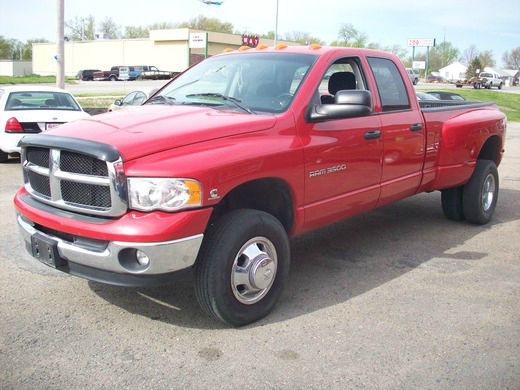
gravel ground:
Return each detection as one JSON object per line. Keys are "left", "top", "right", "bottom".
{"left": 1, "top": 124, "right": 519, "bottom": 389}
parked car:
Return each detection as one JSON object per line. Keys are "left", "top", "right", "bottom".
{"left": 474, "top": 72, "right": 504, "bottom": 90}
{"left": 76, "top": 69, "right": 101, "bottom": 81}
{"left": 426, "top": 74, "right": 446, "bottom": 83}
{"left": 108, "top": 90, "right": 155, "bottom": 112}
{"left": 14, "top": 46, "right": 506, "bottom": 326}
{"left": 406, "top": 68, "right": 419, "bottom": 85}
{"left": 93, "top": 66, "right": 131, "bottom": 81}
{"left": 416, "top": 92, "right": 440, "bottom": 100}
{"left": 133, "top": 66, "right": 177, "bottom": 80}
{"left": 0, "top": 86, "right": 90, "bottom": 162}
{"left": 426, "top": 91, "right": 465, "bottom": 101}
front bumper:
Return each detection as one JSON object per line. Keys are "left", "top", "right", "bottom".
{"left": 0, "top": 132, "right": 23, "bottom": 154}
{"left": 17, "top": 214, "right": 204, "bottom": 285}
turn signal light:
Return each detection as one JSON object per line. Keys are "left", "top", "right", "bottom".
{"left": 5, "top": 117, "right": 23, "bottom": 133}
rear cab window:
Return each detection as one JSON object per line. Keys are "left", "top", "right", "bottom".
{"left": 367, "top": 57, "right": 410, "bottom": 112}
{"left": 5, "top": 91, "right": 81, "bottom": 111}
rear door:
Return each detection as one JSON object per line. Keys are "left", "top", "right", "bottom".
{"left": 366, "top": 57, "right": 425, "bottom": 205}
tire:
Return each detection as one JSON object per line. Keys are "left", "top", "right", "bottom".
{"left": 498, "top": 83, "right": 503, "bottom": 90}
{"left": 0, "top": 150, "right": 8, "bottom": 163}
{"left": 463, "top": 160, "right": 499, "bottom": 225}
{"left": 109, "top": 75, "right": 117, "bottom": 81}
{"left": 194, "top": 209, "right": 290, "bottom": 326}
{"left": 441, "top": 186, "right": 465, "bottom": 221}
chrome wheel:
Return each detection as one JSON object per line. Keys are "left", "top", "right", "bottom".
{"left": 482, "top": 173, "right": 496, "bottom": 212}
{"left": 231, "top": 237, "right": 277, "bottom": 305}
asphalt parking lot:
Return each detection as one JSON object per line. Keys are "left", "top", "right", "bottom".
{"left": 1, "top": 124, "right": 519, "bottom": 389}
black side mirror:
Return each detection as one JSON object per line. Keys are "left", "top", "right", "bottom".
{"left": 114, "top": 99, "right": 123, "bottom": 106}
{"left": 307, "top": 90, "right": 372, "bottom": 122}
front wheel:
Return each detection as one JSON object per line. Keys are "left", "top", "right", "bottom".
{"left": 0, "top": 150, "right": 8, "bottom": 163}
{"left": 194, "top": 209, "right": 290, "bottom": 326}
{"left": 463, "top": 160, "right": 499, "bottom": 225}
{"left": 498, "top": 83, "right": 503, "bottom": 90}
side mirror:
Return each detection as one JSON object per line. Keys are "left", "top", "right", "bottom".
{"left": 114, "top": 99, "right": 123, "bottom": 106}
{"left": 307, "top": 90, "right": 372, "bottom": 122}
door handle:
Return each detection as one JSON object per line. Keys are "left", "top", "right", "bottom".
{"left": 364, "top": 130, "right": 381, "bottom": 140}
{"left": 410, "top": 123, "right": 423, "bottom": 131}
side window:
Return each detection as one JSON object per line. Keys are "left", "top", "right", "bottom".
{"left": 122, "top": 92, "right": 137, "bottom": 105}
{"left": 318, "top": 58, "right": 367, "bottom": 104}
{"left": 367, "top": 57, "right": 410, "bottom": 112}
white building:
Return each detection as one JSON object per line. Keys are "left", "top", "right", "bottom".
{"left": 0, "top": 60, "right": 32, "bottom": 76}
{"left": 439, "top": 62, "right": 467, "bottom": 81}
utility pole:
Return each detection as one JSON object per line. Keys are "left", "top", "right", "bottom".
{"left": 57, "top": 0, "right": 65, "bottom": 89}
{"left": 274, "top": 0, "right": 279, "bottom": 46}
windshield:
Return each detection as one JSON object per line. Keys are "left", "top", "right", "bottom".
{"left": 5, "top": 91, "right": 81, "bottom": 111}
{"left": 148, "top": 52, "right": 317, "bottom": 114}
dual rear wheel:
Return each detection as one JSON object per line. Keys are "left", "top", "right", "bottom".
{"left": 441, "top": 159, "right": 499, "bottom": 225}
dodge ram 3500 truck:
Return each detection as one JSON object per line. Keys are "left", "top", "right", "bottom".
{"left": 14, "top": 46, "right": 506, "bottom": 326}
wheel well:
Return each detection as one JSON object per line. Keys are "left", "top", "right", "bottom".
{"left": 210, "top": 178, "right": 294, "bottom": 233}
{"left": 478, "top": 136, "right": 500, "bottom": 164}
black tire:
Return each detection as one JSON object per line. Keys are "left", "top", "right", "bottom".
{"left": 498, "top": 83, "right": 503, "bottom": 90}
{"left": 109, "top": 75, "right": 117, "bottom": 81}
{"left": 0, "top": 150, "right": 8, "bottom": 163}
{"left": 194, "top": 209, "right": 290, "bottom": 326}
{"left": 463, "top": 160, "right": 499, "bottom": 225}
{"left": 441, "top": 186, "right": 465, "bottom": 221}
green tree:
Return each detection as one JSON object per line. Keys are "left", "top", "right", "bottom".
{"left": 148, "top": 22, "right": 176, "bottom": 30}
{"left": 502, "top": 47, "right": 520, "bottom": 69}
{"left": 125, "top": 26, "right": 149, "bottom": 38}
{"left": 22, "top": 39, "right": 49, "bottom": 60}
{"left": 429, "top": 41, "right": 460, "bottom": 70}
{"left": 478, "top": 50, "right": 495, "bottom": 68}
{"left": 124, "top": 26, "right": 149, "bottom": 39}
{"left": 178, "top": 15, "right": 233, "bottom": 33}
{"left": 0, "top": 36, "right": 13, "bottom": 59}
{"left": 260, "top": 31, "right": 276, "bottom": 40}
{"left": 66, "top": 15, "right": 95, "bottom": 40}
{"left": 466, "top": 57, "right": 483, "bottom": 78}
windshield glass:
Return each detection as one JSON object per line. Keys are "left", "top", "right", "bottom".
{"left": 149, "top": 52, "right": 317, "bottom": 114}
{"left": 5, "top": 91, "right": 81, "bottom": 111}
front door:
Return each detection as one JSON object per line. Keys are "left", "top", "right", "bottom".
{"left": 303, "top": 57, "right": 383, "bottom": 230}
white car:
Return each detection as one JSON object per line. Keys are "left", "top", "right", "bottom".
{"left": 107, "top": 90, "right": 150, "bottom": 112}
{"left": 0, "top": 86, "right": 90, "bottom": 162}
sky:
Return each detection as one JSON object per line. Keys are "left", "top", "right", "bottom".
{"left": 1, "top": 0, "right": 519, "bottom": 67}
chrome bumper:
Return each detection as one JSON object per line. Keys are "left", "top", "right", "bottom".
{"left": 17, "top": 215, "right": 203, "bottom": 275}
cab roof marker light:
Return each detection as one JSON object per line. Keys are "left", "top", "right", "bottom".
{"left": 309, "top": 43, "right": 321, "bottom": 50}
{"left": 223, "top": 48, "right": 234, "bottom": 52}
{"left": 238, "top": 46, "right": 251, "bottom": 51}
{"left": 275, "top": 43, "right": 288, "bottom": 50}
{"left": 256, "top": 44, "right": 269, "bottom": 50}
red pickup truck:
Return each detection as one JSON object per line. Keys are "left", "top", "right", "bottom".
{"left": 14, "top": 46, "right": 506, "bottom": 326}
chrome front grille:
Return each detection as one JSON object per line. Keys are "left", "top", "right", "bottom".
{"left": 22, "top": 146, "right": 127, "bottom": 217}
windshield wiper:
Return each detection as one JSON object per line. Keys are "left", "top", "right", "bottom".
{"left": 147, "top": 95, "right": 177, "bottom": 105}
{"left": 185, "top": 93, "right": 255, "bottom": 114}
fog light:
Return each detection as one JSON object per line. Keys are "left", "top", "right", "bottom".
{"left": 136, "top": 250, "right": 150, "bottom": 267}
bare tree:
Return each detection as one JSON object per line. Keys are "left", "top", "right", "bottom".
{"left": 99, "top": 17, "right": 121, "bottom": 39}
{"left": 284, "top": 31, "right": 324, "bottom": 45}
{"left": 66, "top": 15, "right": 95, "bottom": 41}
{"left": 502, "top": 47, "right": 520, "bottom": 69}
{"left": 461, "top": 44, "right": 478, "bottom": 66}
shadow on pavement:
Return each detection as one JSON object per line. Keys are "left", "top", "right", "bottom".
{"left": 90, "top": 188, "right": 520, "bottom": 329}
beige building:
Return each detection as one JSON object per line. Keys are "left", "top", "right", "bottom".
{"left": 32, "top": 29, "right": 294, "bottom": 76}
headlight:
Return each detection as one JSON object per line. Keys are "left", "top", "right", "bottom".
{"left": 128, "top": 178, "right": 202, "bottom": 212}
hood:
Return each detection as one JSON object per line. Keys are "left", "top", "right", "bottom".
{"left": 47, "top": 105, "right": 277, "bottom": 161}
